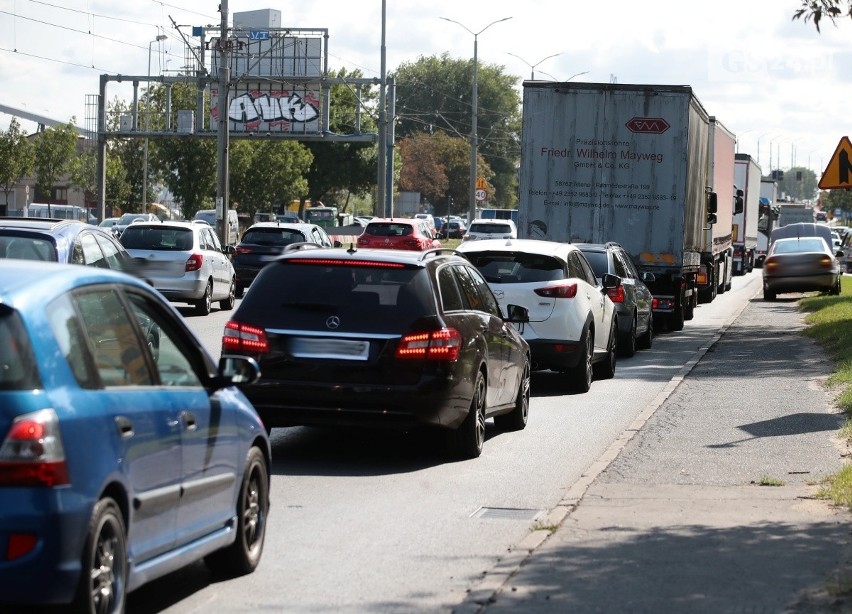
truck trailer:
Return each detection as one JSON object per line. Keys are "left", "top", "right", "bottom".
{"left": 732, "top": 153, "right": 762, "bottom": 275}
{"left": 517, "top": 82, "right": 722, "bottom": 331}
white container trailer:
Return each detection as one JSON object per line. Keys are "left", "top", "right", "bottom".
{"left": 517, "top": 82, "right": 718, "bottom": 331}
{"left": 732, "top": 153, "right": 762, "bottom": 275}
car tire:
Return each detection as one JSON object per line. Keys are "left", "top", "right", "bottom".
{"left": 637, "top": 312, "right": 653, "bottom": 350}
{"left": 763, "top": 286, "right": 776, "bottom": 301}
{"left": 205, "top": 447, "right": 269, "bottom": 576}
{"left": 72, "top": 497, "right": 127, "bottom": 614}
{"left": 594, "top": 319, "right": 617, "bottom": 380}
{"left": 568, "top": 329, "right": 593, "bottom": 393}
{"left": 195, "top": 280, "right": 213, "bottom": 316}
{"left": 235, "top": 284, "right": 245, "bottom": 299}
{"left": 494, "top": 359, "right": 530, "bottom": 432}
{"left": 220, "top": 278, "right": 236, "bottom": 311}
{"left": 451, "top": 370, "right": 486, "bottom": 459}
{"left": 618, "top": 315, "right": 637, "bottom": 358}
{"left": 668, "top": 306, "right": 685, "bottom": 331}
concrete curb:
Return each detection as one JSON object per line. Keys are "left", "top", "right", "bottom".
{"left": 453, "top": 290, "right": 758, "bottom": 614}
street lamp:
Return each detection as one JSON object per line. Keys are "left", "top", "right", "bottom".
{"left": 440, "top": 15, "right": 512, "bottom": 223}
{"left": 507, "top": 52, "right": 562, "bottom": 80}
{"left": 142, "top": 33, "right": 167, "bottom": 209}
{"left": 538, "top": 70, "right": 589, "bottom": 82}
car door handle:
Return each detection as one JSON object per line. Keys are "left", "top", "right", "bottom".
{"left": 181, "top": 411, "right": 197, "bottom": 431}
{"left": 114, "top": 415, "right": 134, "bottom": 439}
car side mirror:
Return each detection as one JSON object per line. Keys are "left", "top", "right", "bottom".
{"left": 601, "top": 273, "right": 621, "bottom": 290}
{"left": 334, "top": 240, "right": 342, "bottom": 248}
{"left": 222, "top": 245, "right": 235, "bottom": 255}
{"left": 641, "top": 271, "right": 656, "bottom": 283}
{"left": 837, "top": 250, "right": 844, "bottom": 259}
{"left": 505, "top": 304, "right": 530, "bottom": 323}
{"left": 214, "top": 355, "right": 260, "bottom": 388}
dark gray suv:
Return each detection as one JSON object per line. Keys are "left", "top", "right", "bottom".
{"left": 222, "top": 246, "right": 531, "bottom": 459}
{"left": 575, "top": 242, "right": 654, "bottom": 357}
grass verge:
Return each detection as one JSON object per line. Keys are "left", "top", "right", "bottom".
{"left": 800, "top": 276, "right": 852, "bottom": 507}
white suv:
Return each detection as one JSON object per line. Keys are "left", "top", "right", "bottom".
{"left": 457, "top": 239, "right": 619, "bottom": 392}
{"left": 463, "top": 219, "right": 517, "bottom": 241}
{"left": 119, "top": 220, "right": 236, "bottom": 315}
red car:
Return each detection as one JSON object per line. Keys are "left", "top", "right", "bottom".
{"left": 356, "top": 218, "right": 442, "bottom": 251}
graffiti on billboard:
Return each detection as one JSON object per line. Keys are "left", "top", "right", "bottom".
{"left": 210, "top": 87, "right": 321, "bottom": 133}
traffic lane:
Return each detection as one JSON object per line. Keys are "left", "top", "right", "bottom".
{"left": 125, "top": 273, "right": 760, "bottom": 613}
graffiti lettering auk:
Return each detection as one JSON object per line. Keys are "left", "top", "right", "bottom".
{"left": 227, "top": 92, "right": 319, "bottom": 127}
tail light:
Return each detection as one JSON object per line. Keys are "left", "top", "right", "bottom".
{"left": 606, "top": 285, "right": 625, "bottom": 303}
{"left": 185, "top": 253, "right": 204, "bottom": 272}
{"left": 223, "top": 320, "right": 270, "bottom": 353}
{"left": 819, "top": 255, "right": 834, "bottom": 270}
{"left": 235, "top": 246, "right": 254, "bottom": 255}
{"left": 764, "top": 257, "right": 778, "bottom": 271}
{"left": 534, "top": 281, "right": 578, "bottom": 299}
{"left": 0, "top": 409, "right": 69, "bottom": 487}
{"left": 396, "top": 328, "right": 462, "bottom": 361}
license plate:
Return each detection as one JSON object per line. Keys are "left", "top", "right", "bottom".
{"left": 290, "top": 337, "right": 370, "bottom": 361}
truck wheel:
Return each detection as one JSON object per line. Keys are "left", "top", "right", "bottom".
{"left": 668, "top": 307, "right": 685, "bottom": 331}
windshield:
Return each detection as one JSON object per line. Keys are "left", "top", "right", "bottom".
{"left": 120, "top": 227, "right": 194, "bottom": 251}
{"left": 0, "top": 235, "right": 57, "bottom": 261}
{"left": 241, "top": 228, "right": 306, "bottom": 246}
{"left": 464, "top": 251, "right": 565, "bottom": 283}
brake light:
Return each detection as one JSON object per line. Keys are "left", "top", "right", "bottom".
{"left": 186, "top": 253, "right": 204, "bottom": 272}
{"left": 223, "top": 320, "right": 270, "bottom": 353}
{"left": 396, "top": 328, "right": 462, "bottom": 361}
{"left": 819, "top": 255, "right": 834, "bottom": 269}
{"left": 0, "top": 409, "right": 69, "bottom": 487}
{"left": 764, "top": 257, "right": 778, "bottom": 270}
{"left": 534, "top": 282, "right": 578, "bottom": 299}
{"left": 235, "top": 246, "right": 254, "bottom": 255}
{"left": 606, "top": 285, "right": 625, "bottom": 303}
{"left": 291, "top": 258, "right": 406, "bottom": 269}
{"left": 7, "top": 533, "right": 37, "bottom": 560}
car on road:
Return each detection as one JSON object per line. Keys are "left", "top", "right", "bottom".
{"left": 356, "top": 218, "right": 442, "bottom": 251}
{"left": 120, "top": 220, "right": 237, "bottom": 315}
{"left": 0, "top": 218, "right": 134, "bottom": 272}
{"left": 110, "top": 212, "right": 159, "bottom": 238}
{"left": 221, "top": 246, "right": 531, "bottom": 459}
{"left": 443, "top": 219, "right": 468, "bottom": 239}
{"left": 98, "top": 216, "right": 120, "bottom": 230}
{"left": 463, "top": 219, "right": 518, "bottom": 242}
{"left": 762, "top": 236, "right": 842, "bottom": 300}
{"left": 232, "top": 222, "right": 338, "bottom": 297}
{"left": 0, "top": 260, "right": 269, "bottom": 613}
{"left": 457, "top": 238, "right": 619, "bottom": 392}
{"left": 574, "top": 242, "right": 654, "bottom": 357}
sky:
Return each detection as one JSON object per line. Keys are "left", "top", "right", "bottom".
{"left": 0, "top": 0, "right": 849, "bottom": 177}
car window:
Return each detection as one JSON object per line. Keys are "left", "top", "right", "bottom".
{"left": 464, "top": 251, "right": 567, "bottom": 284}
{"left": 243, "top": 228, "right": 305, "bottom": 246}
{"left": 462, "top": 265, "right": 502, "bottom": 317}
{"left": 580, "top": 250, "right": 608, "bottom": 279}
{"left": 611, "top": 251, "right": 628, "bottom": 278}
{"left": 573, "top": 252, "right": 598, "bottom": 285}
{"left": 207, "top": 228, "right": 224, "bottom": 251}
{"left": 94, "top": 233, "right": 125, "bottom": 270}
{"left": 1, "top": 235, "right": 56, "bottom": 261}
{"left": 0, "top": 306, "right": 41, "bottom": 390}
{"left": 125, "top": 293, "right": 203, "bottom": 387}
{"left": 77, "top": 232, "right": 109, "bottom": 268}
{"left": 619, "top": 251, "right": 640, "bottom": 278}
{"left": 437, "top": 264, "right": 465, "bottom": 312}
{"left": 365, "top": 223, "right": 413, "bottom": 237}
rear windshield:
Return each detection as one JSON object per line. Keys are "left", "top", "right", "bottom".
{"left": 0, "top": 307, "right": 41, "bottom": 390}
{"left": 0, "top": 234, "right": 57, "bottom": 261}
{"left": 241, "top": 228, "right": 306, "bottom": 246}
{"left": 772, "top": 238, "right": 826, "bottom": 254}
{"left": 364, "top": 223, "right": 413, "bottom": 237}
{"left": 463, "top": 251, "right": 566, "bottom": 284}
{"left": 468, "top": 223, "right": 511, "bottom": 234}
{"left": 239, "top": 260, "right": 435, "bottom": 332}
{"left": 120, "top": 227, "right": 194, "bottom": 251}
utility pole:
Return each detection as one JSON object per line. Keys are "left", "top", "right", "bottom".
{"left": 376, "top": 0, "right": 387, "bottom": 217}
{"left": 215, "top": 0, "right": 230, "bottom": 246}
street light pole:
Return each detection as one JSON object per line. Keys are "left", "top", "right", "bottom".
{"left": 440, "top": 16, "right": 512, "bottom": 223}
{"left": 506, "top": 52, "right": 562, "bottom": 80}
{"left": 143, "top": 33, "right": 167, "bottom": 210}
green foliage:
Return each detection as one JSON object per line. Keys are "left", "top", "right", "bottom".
{"left": 33, "top": 121, "right": 79, "bottom": 206}
{"left": 229, "top": 140, "right": 312, "bottom": 218}
{"left": 394, "top": 53, "right": 521, "bottom": 209}
{"left": 776, "top": 166, "right": 818, "bottom": 201}
{"left": 0, "top": 118, "right": 34, "bottom": 207}
{"left": 305, "top": 68, "right": 380, "bottom": 212}
{"left": 817, "top": 464, "right": 852, "bottom": 508}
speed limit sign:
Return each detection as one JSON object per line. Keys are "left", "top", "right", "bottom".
{"left": 475, "top": 188, "right": 487, "bottom": 202}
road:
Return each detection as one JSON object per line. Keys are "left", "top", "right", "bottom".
{"left": 126, "top": 270, "right": 764, "bottom": 613}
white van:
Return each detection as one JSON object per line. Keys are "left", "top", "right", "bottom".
{"left": 26, "top": 203, "right": 95, "bottom": 224}
{"left": 194, "top": 209, "right": 239, "bottom": 245}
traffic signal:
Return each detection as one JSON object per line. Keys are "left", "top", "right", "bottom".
{"left": 706, "top": 192, "right": 718, "bottom": 225}
{"left": 733, "top": 188, "right": 744, "bottom": 215}
{"left": 770, "top": 169, "right": 785, "bottom": 181}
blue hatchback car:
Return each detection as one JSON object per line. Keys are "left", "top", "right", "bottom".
{"left": 0, "top": 261, "right": 270, "bottom": 612}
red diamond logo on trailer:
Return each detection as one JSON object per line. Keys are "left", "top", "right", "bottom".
{"left": 625, "top": 117, "right": 670, "bottom": 134}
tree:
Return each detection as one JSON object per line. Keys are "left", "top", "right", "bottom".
{"left": 776, "top": 166, "right": 818, "bottom": 201}
{"left": 0, "top": 118, "right": 34, "bottom": 215}
{"left": 793, "top": 1, "right": 852, "bottom": 30}
{"left": 304, "top": 68, "right": 381, "bottom": 214}
{"left": 229, "top": 140, "right": 313, "bottom": 219}
{"left": 71, "top": 147, "right": 131, "bottom": 214}
{"left": 33, "top": 120, "right": 79, "bottom": 216}
{"left": 393, "top": 53, "right": 522, "bottom": 209}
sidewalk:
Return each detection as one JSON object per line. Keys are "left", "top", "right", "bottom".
{"left": 456, "top": 293, "right": 852, "bottom": 613}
